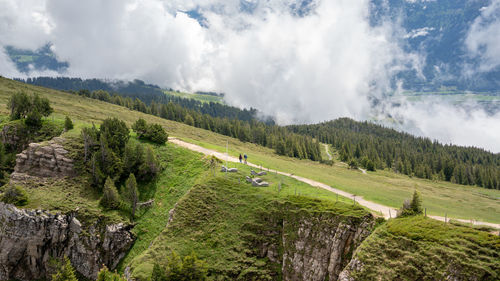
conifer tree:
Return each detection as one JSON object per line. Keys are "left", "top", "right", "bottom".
{"left": 51, "top": 257, "right": 78, "bottom": 281}
{"left": 124, "top": 173, "right": 139, "bottom": 219}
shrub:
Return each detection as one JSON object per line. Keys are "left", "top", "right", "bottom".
{"left": 398, "top": 190, "right": 423, "bottom": 217}
{"left": 64, "top": 116, "right": 74, "bottom": 131}
{"left": 51, "top": 257, "right": 78, "bottom": 281}
{"left": 96, "top": 266, "right": 127, "bottom": 281}
{"left": 100, "top": 118, "right": 130, "bottom": 155}
{"left": 7, "top": 92, "right": 52, "bottom": 126}
{"left": 132, "top": 118, "right": 148, "bottom": 138}
{"left": 1, "top": 185, "right": 28, "bottom": 206}
{"left": 146, "top": 123, "right": 168, "bottom": 144}
{"left": 100, "top": 177, "right": 121, "bottom": 210}
{"left": 151, "top": 251, "right": 207, "bottom": 281}
{"left": 132, "top": 119, "right": 168, "bottom": 144}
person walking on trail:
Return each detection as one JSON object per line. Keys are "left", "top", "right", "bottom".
{"left": 244, "top": 153, "right": 248, "bottom": 164}
{"left": 239, "top": 154, "right": 242, "bottom": 163}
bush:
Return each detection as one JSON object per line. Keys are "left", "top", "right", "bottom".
{"left": 100, "top": 118, "right": 130, "bottom": 155}
{"left": 398, "top": 190, "right": 423, "bottom": 217}
{"left": 132, "top": 118, "right": 148, "bottom": 138}
{"left": 348, "top": 159, "right": 358, "bottom": 169}
{"left": 1, "top": 185, "right": 28, "bottom": 206}
{"left": 146, "top": 123, "right": 168, "bottom": 144}
{"left": 100, "top": 177, "right": 121, "bottom": 210}
{"left": 64, "top": 116, "right": 74, "bottom": 131}
{"left": 51, "top": 257, "right": 78, "bottom": 281}
{"left": 7, "top": 92, "right": 52, "bottom": 126}
{"left": 96, "top": 266, "right": 127, "bottom": 281}
{"left": 151, "top": 251, "right": 207, "bottom": 281}
{"left": 132, "top": 119, "right": 168, "bottom": 144}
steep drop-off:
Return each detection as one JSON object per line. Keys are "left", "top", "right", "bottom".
{"left": 127, "top": 176, "right": 374, "bottom": 280}
{"left": 339, "top": 216, "right": 500, "bottom": 281}
{"left": 0, "top": 202, "right": 134, "bottom": 280}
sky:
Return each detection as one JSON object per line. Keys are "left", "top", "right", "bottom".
{"left": 1, "top": 0, "right": 500, "bottom": 152}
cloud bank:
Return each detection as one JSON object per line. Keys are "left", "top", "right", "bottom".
{"left": 0, "top": 0, "right": 499, "bottom": 152}
{"left": 465, "top": 0, "right": 500, "bottom": 72}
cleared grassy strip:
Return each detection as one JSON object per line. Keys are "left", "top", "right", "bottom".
{"left": 1, "top": 77, "right": 498, "bottom": 224}
{"left": 164, "top": 90, "right": 223, "bottom": 104}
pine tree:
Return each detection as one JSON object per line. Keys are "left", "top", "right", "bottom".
{"left": 100, "top": 177, "right": 121, "bottom": 210}
{"left": 410, "top": 190, "right": 423, "bottom": 215}
{"left": 64, "top": 116, "right": 74, "bottom": 131}
{"left": 51, "top": 257, "right": 78, "bottom": 281}
{"left": 124, "top": 173, "right": 138, "bottom": 219}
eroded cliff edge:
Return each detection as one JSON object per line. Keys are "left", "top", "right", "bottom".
{"left": 0, "top": 137, "right": 135, "bottom": 281}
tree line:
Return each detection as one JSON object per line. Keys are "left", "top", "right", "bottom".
{"left": 65, "top": 89, "right": 322, "bottom": 162}
{"left": 16, "top": 76, "right": 261, "bottom": 122}
{"left": 287, "top": 118, "right": 500, "bottom": 189}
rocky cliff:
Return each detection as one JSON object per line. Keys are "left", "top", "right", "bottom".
{"left": 250, "top": 202, "right": 375, "bottom": 281}
{"left": 10, "top": 137, "right": 75, "bottom": 183}
{"left": 0, "top": 202, "right": 134, "bottom": 280}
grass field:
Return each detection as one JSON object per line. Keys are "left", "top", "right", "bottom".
{"left": 164, "top": 90, "right": 224, "bottom": 104}
{"left": 0, "top": 77, "right": 498, "bottom": 224}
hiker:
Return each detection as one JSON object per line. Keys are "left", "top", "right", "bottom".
{"left": 244, "top": 153, "right": 247, "bottom": 164}
{"left": 239, "top": 154, "right": 242, "bottom": 163}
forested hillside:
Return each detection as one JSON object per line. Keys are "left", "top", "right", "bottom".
{"left": 12, "top": 78, "right": 500, "bottom": 189}
{"left": 288, "top": 119, "right": 500, "bottom": 189}
{"left": 61, "top": 87, "right": 323, "bottom": 162}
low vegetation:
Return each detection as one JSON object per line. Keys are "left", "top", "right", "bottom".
{"left": 0, "top": 185, "right": 29, "bottom": 206}
{"left": 349, "top": 216, "right": 500, "bottom": 280}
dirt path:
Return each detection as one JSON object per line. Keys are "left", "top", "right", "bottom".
{"left": 323, "top": 143, "right": 333, "bottom": 160}
{"left": 169, "top": 137, "right": 500, "bottom": 229}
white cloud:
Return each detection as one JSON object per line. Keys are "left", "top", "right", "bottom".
{"left": 382, "top": 98, "right": 500, "bottom": 153}
{"left": 1, "top": 0, "right": 500, "bottom": 152}
{"left": 465, "top": 0, "right": 500, "bottom": 72}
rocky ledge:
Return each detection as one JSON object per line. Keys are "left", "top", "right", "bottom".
{"left": 11, "top": 137, "right": 75, "bottom": 182}
{"left": 0, "top": 202, "right": 135, "bottom": 280}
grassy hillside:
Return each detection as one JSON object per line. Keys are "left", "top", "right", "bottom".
{"left": 345, "top": 216, "right": 500, "bottom": 280}
{"left": 164, "top": 90, "right": 224, "bottom": 104}
{"left": 0, "top": 77, "right": 499, "bottom": 224}
{"left": 127, "top": 172, "right": 369, "bottom": 280}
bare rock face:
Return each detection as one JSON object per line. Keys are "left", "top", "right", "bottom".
{"left": 12, "top": 137, "right": 75, "bottom": 181}
{"left": 252, "top": 205, "right": 374, "bottom": 281}
{"left": 280, "top": 213, "right": 373, "bottom": 281}
{"left": 0, "top": 202, "right": 135, "bottom": 280}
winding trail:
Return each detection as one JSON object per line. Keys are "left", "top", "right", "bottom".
{"left": 169, "top": 137, "right": 500, "bottom": 229}
{"left": 323, "top": 143, "right": 333, "bottom": 160}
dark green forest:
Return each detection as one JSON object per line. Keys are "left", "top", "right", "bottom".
{"left": 66, "top": 88, "right": 323, "bottom": 162}
{"left": 287, "top": 119, "right": 500, "bottom": 189}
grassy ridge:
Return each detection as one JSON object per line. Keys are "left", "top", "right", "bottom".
{"left": 127, "top": 172, "right": 369, "bottom": 280}
{"left": 0, "top": 77, "right": 498, "bottom": 223}
{"left": 117, "top": 141, "right": 210, "bottom": 271}
{"left": 349, "top": 216, "right": 500, "bottom": 280}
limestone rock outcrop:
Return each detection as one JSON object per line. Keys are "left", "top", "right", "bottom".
{"left": 0, "top": 202, "right": 135, "bottom": 280}
{"left": 11, "top": 137, "right": 75, "bottom": 181}
{"left": 252, "top": 206, "right": 374, "bottom": 281}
